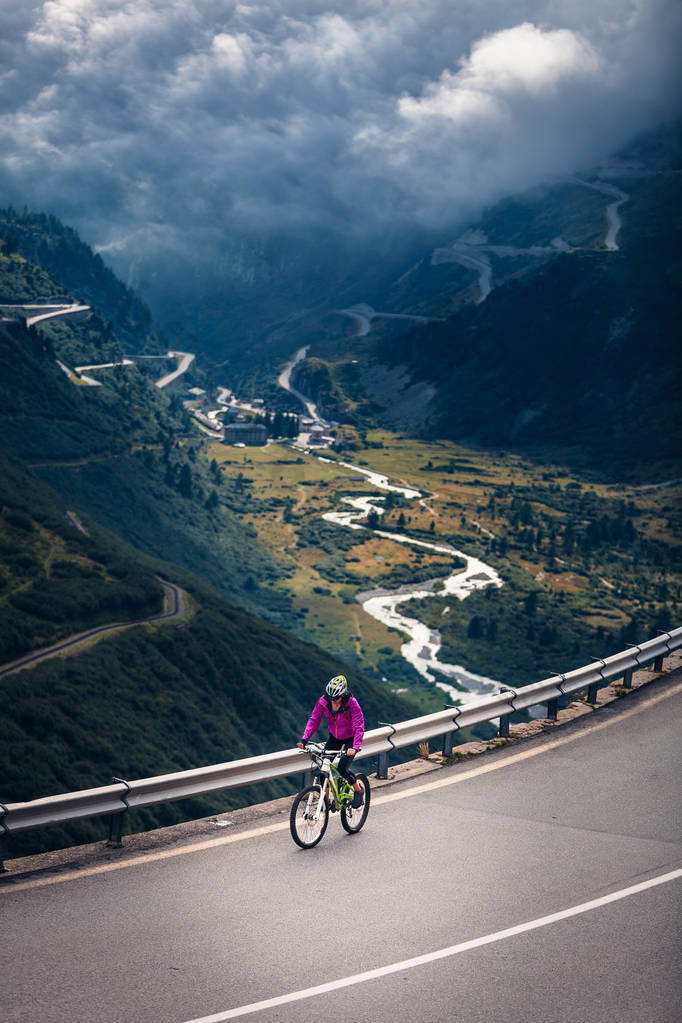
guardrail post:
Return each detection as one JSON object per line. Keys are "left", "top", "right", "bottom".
{"left": 587, "top": 658, "right": 605, "bottom": 704}
{"left": 302, "top": 770, "right": 313, "bottom": 789}
{"left": 377, "top": 721, "right": 396, "bottom": 780}
{"left": 0, "top": 802, "right": 8, "bottom": 872}
{"left": 442, "top": 705, "right": 462, "bottom": 757}
{"left": 653, "top": 632, "right": 668, "bottom": 673}
{"left": 544, "top": 672, "right": 567, "bottom": 719}
{"left": 498, "top": 689, "right": 517, "bottom": 739}
{"left": 622, "top": 668, "right": 633, "bottom": 689}
{"left": 107, "top": 812, "right": 125, "bottom": 848}
{"left": 106, "top": 777, "right": 131, "bottom": 849}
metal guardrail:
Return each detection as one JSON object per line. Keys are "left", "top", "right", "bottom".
{"left": 2, "top": 629, "right": 680, "bottom": 851}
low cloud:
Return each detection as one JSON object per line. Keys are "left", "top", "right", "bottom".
{"left": 353, "top": 22, "right": 609, "bottom": 223}
{"left": 1, "top": 1, "right": 680, "bottom": 287}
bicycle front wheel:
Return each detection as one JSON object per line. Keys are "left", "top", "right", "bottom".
{"left": 341, "top": 774, "right": 370, "bottom": 834}
{"left": 290, "top": 784, "right": 329, "bottom": 849}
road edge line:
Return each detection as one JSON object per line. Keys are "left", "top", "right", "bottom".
{"left": 184, "top": 868, "right": 682, "bottom": 1021}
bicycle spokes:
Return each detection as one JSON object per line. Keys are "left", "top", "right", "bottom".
{"left": 291, "top": 746, "right": 371, "bottom": 847}
{"left": 290, "top": 784, "right": 329, "bottom": 849}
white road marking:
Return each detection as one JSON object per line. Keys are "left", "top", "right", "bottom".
{"left": 185, "top": 869, "right": 682, "bottom": 1021}
{"left": 3, "top": 681, "right": 680, "bottom": 893}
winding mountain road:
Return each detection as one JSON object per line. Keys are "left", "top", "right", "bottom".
{"left": 0, "top": 579, "right": 186, "bottom": 679}
{"left": 276, "top": 346, "right": 322, "bottom": 422}
{"left": 429, "top": 179, "right": 629, "bottom": 301}
{"left": 3, "top": 676, "right": 680, "bottom": 1023}
{"left": 335, "top": 304, "right": 442, "bottom": 336}
{"left": 155, "top": 351, "right": 196, "bottom": 390}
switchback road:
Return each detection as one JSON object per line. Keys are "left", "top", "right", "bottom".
{"left": 0, "top": 579, "right": 186, "bottom": 679}
{"left": 3, "top": 676, "right": 680, "bottom": 1023}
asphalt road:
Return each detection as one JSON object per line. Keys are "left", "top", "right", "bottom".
{"left": 0, "top": 580, "right": 184, "bottom": 679}
{"left": 4, "top": 681, "right": 681, "bottom": 1023}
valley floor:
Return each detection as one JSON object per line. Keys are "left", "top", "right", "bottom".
{"left": 201, "top": 427, "right": 681, "bottom": 710}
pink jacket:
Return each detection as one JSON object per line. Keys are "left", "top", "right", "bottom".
{"left": 302, "top": 694, "right": 365, "bottom": 749}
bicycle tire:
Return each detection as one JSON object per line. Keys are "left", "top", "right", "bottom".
{"left": 340, "top": 774, "right": 370, "bottom": 834}
{"left": 290, "top": 784, "right": 329, "bottom": 849}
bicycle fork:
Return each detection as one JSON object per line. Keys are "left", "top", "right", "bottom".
{"left": 309, "top": 778, "right": 329, "bottom": 821}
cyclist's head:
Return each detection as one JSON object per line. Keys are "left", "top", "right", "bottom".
{"left": 325, "top": 674, "right": 348, "bottom": 701}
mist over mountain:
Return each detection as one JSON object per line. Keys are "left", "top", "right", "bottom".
{"left": 279, "top": 125, "right": 682, "bottom": 476}
{"left": 1, "top": 1, "right": 681, "bottom": 347}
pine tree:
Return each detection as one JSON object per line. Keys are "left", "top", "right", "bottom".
{"left": 178, "top": 463, "right": 193, "bottom": 499}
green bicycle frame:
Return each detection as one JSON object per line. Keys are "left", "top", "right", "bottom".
{"left": 326, "top": 762, "right": 354, "bottom": 809}
{"left": 310, "top": 753, "right": 354, "bottom": 818}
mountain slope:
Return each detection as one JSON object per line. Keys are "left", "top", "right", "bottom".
{"left": 296, "top": 129, "right": 682, "bottom": 478}
{"left": 0, "top": 207, "right": 160, "bottom": 352}
{"left": 0, "top": 428, "right": 414, "bottom": 859}
{"left": 0, "top": 317, "right": 166, "bottom": 461}
{"left": 0, "top": 219, "right": 418, "bottom": 858}
{"left": 0, "top": 238, "right": 294, "bottom": 624}
{"left": 375, "top": 207, "right": 681, "bottom": 472}
{"left": 0, "top": 447, "right": 164, "bottom": 663}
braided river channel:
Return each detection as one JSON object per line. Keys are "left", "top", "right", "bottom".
{"left": 317, "top": 457, "right": 504, "bottom": 704}
{"left": 278, "top": 345, "right": 505, "bottom": 703}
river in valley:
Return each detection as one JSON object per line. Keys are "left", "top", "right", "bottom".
{"left": 278, "top": 343, "right": 503, "bottom": 702}
{"left": 274, "top": 176, "right": 635, "bottom": 700}
{"left": 316, "top": 458, "right": 503, "bottom": 703}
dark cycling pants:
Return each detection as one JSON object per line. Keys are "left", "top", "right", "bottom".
{"left": 326, "top": 736, "right": 357, "bottom": 786}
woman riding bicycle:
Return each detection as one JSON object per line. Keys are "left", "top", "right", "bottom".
{"left": 298, "top": 675, "right": 365, "bottom": 808}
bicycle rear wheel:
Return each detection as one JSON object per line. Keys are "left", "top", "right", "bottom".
{"left": 290, "top": 784, "right": 329, "bottom": 849}
{"left": 340, "top": 774, "right": 370, "bottom": 834}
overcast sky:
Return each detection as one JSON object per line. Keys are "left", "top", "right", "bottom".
{"left": 1, "top": 0, "right": 681, "bottom": 280}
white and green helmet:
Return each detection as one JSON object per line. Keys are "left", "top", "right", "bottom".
{"left": 326, "top": 674, "right": 348, "bottom": 699}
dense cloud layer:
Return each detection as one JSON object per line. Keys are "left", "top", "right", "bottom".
{"left": 1, "top": 1, "right": 681, "bottom": 281}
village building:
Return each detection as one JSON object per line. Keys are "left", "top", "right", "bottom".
{"left": 223, "top": 422, "right": 268, "bottom": 446}
{"left": 308, "top": 426, "right": 335, "bottom": 446}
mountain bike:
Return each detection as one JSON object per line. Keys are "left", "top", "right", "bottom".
{"left": 290, "top": 741, "right": 371, "bottom": 849}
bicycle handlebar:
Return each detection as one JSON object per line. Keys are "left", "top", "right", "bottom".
{"left": 299, "top": 742, "right": 355, "bottom": 755}
{"left": 298, "top": 743, "right": 356, "bottom": 765}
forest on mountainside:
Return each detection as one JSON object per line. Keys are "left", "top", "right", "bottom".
{"left": 377, "top": 241, "right": 681, "bottom": 471}
{"left": 0, "top": 448, "right": 165, "bottom": 663}
{"left": 281, "top": 133, "right": 682, "bottom": 480}
{"left": 0, "top": 450, "right": 415, "bottom": 859}
{"left": 0, "top": 242, "right": 296, "bottom": 628}
{"left": 0, "top": 208, "right": 161, "bottom": 352}
{"left": 370, "top": 171, "right": 682, "bottom": 475}
{"left": 0, "top": 224, "right": 416, "bottom": 858}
